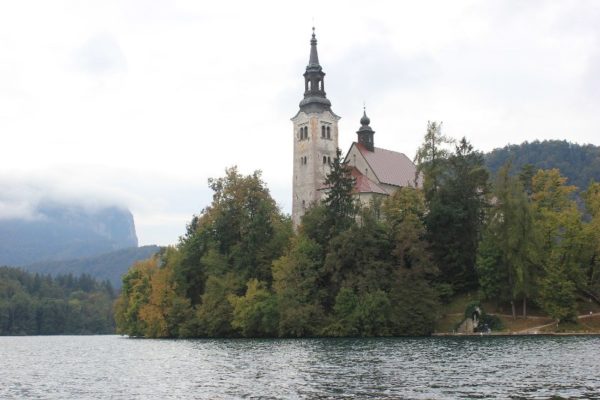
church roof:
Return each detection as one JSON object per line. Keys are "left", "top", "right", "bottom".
{"left": 353, "top": 142, "right": 419, "bottom": 188}
{"left": 350, "top": 167, "right": 388, "bottom": 194}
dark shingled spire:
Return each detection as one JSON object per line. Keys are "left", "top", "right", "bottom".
{"left": 308, "top": 27, "right": 320, "bottom": 68}
{"left": 357, "top": 107, "right": 375, "bottom": 152}
{"left": 299, "top": 27, "right": 331, "bottom": 113}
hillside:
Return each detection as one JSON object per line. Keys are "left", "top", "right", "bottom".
{"left": 0, "top": 201, "right": 138, "bottom": 266}
{"left": 21, "top": 245, "right": 161, "bottom": 289}
{"left": 0, "top": 266, "right": 116, "bottom": 335}
{"left": 485, "top": 140, "right": 600, "bottom": 189}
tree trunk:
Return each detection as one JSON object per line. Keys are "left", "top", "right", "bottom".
{"left": 511, "top": 300, "right": 516, "bottom": 320}
{"left": 522, "top": 296, "right": 527, "bottom": 319}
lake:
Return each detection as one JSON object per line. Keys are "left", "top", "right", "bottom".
{"left": 1, "top": 335, "right": 599, "bottom": 399}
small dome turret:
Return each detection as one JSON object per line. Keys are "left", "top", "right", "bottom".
{"left": 356, "top": 107, "right": 375, "bottom": 152}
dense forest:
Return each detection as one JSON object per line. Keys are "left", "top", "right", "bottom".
{"left": 0, "top": 267, "right": 115, "bottom": 335}
{"left": 115, "top": 128, "right": 600, "bottom": 338}
{"left": 485, "top": 140, "right": 600, "bottom": 191}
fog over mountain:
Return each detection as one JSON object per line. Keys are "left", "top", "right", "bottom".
{"left": 0, "top": 200, "right": 138, "bottom": 266}
{"left": 0, "top": 175, "right": 141, "bottom": 265}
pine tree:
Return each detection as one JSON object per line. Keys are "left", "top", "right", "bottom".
{"left": 322, "top": 148, "right": 357, "bottom": 235}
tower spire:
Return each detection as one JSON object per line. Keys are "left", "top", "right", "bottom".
{"left": 308, "top": 27, "right": 320, "bottom": 67}
{"left": 299, "top": 27, "right": 331, "bottom": 113}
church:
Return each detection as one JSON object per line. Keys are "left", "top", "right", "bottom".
{"left": 291, "top": 29, "right": 419, "bottom": 227}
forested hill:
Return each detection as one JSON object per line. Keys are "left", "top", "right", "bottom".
{"left": 485, "top": 140, "right": 600, "bottom": 189}
{"left": 0, "top": 267, "right": 115, "bottom": 335}
{"left": 21, "top": 245, "right": 161, "bottom": 289}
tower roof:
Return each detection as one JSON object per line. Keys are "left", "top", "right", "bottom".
{"left": 298, "top": 27, "right": 331, "bottom": 113}
{"left": 358, "top": 108, "right": 373, "bottom": 132}
{"left": 307, "top": 27, "right": 321, "bottom": 70}
{"left": 356, "top": 107, "right": 375, "bottom": 151}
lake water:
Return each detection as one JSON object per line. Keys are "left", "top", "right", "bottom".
{"left": 1, "top": 335, "right": 599, "bottom": 399}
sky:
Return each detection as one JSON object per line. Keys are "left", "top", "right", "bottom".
{"left": 1, "top": 0, "right": 599, "bottom": 246}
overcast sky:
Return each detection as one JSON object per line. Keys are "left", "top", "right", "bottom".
{"left": 1, "top": 1, "right": 599, "bottom": 246}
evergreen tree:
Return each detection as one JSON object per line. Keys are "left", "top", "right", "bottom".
{"left": 322, "top": 148, "right": 357, "bottom": 236}
{"left": 531, "top": 169, "right": 583, "bottom": 322}
{"left": 476, "top": 162, "right": 538, "bottom": 318}
{"left": 424, "top": 137, "right": 489, "bottom": 291}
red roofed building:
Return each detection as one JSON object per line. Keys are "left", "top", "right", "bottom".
{"left": 345, "top": 109, "right": 421, "bottom": 207}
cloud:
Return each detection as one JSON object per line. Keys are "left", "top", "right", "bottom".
{"left": 0, "top": 166, "right": 214, "bottom": 246}
{"left": 0, "top": 171, "right": 132, "bottom": 221}
{"left": 74, "top": 33, "right": 127, "bottom": 76}
{"left": 328, "top": 42, "right": 440, "bottom": 112}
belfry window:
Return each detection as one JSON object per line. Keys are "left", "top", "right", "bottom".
{"left": 321, "top": 126, "right": 325, "bottom": 138}
{"left": 322, "top": 156, "right": 327, "bottom": 164}
{"left": 299, "top": 126, "right": 308, "bottom": 140}
{"left": 326, "top": 126, "right": 331, "bottom": 139}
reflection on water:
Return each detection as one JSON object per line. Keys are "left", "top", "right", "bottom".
{"left": 1, "top": 335, "right": 599, "bottom": 399}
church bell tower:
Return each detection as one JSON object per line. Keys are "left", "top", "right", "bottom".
{"left": 291, "top": 28, "right": 340, "bottom": 228}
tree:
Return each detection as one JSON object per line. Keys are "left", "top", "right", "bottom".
{"left": 476, "top": 162, "right": 538, "bottom": 318}
{"left": 382, "top": 187, "right": 439, "bottom": 335}
{"left": 114, "top": 258, "right": 156, "bottom": 336}
{"left": 414, "top": 121, "right": 453, "bottom": 198}
{"left": 229, "top": 279, "right": 278, "bottom": 337}
{"left": 272, "top": 236, "right": 327, "bottom": 337}
{"left": 194, "top": 274, "right": 240, "bottom": 337}
{"left": 582, "top": 182, "right": 600, "bottom": 298}
{"left": 531, "top": 169, "right": 583, "bottom": 322}
{"left": 322, "top": 148, "right": 357, "bottom": 236}
{"left": 424, "top": 137, "right": 489, "bottom": 291}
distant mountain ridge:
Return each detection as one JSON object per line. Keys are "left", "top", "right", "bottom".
{"left": 0, "top": 201, "right": 138, "bottom": 266}
{"left": 485, "top": 140, "right": 600, "bottom": 189}
{"left": 22, "top": 245, "right": 161, "bottom": 289}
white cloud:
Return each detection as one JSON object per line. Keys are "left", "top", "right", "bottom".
{"left": 74, "top": 33, "right": 127, "bottom": 76}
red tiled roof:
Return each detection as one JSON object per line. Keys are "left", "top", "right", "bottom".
{"left": 350, "top": 167, "right": 388, "bottom": 194}
{"left": 355, "top": 142, "right": 419, "bottom": 187}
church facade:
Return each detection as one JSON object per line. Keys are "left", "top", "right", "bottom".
{"left": 291, "top": 29, "right": 419, "bottom": 227}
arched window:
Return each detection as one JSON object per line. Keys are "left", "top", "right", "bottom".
{"left": 304, "top": 127, "right": 308, "bottom": 139}
{"left": 328, "top": 156, "right": 331, "bottom": 164}
{"left": 302, "top": 200, "right": 306, "bottom": 209}
{"left": 326, "top": 126, "right": 331, "bottom": 139}
{"left": 321, "top": 126, "right": 325, "bottom": 138}
{"left": 323, "top": 156, "right": 327, "bottom": 164}
{"left": 318, "top": 80, "right": 322, "bottom": 90}
{"left": 308, "top": 81, "right": 312, "bottom": 91}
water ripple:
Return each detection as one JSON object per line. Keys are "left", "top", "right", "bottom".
{"left": 1, "top": 336, "right": 600, "bottom": 399}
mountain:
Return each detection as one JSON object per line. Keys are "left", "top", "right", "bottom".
{"left": 0, "top": 201, "right": 138, "bottom": 266}
{"left": 485, "top": 140, "right": 600, "bottom": 190}
{"left": 21, "top": 245, "right": 161, "bottom": 289}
